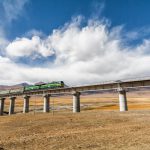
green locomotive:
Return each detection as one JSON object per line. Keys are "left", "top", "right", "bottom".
{"left": 0, "top": 81, "right": 64, "bottom": 96}
{"left": 25, "top": 81, "right": 64, "bottom": 91}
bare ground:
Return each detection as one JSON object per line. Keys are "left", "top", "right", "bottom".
{"left": 1, "top": 91, "right": 150, "bottom": 149}
{"left": 1, "top": 111, "right": 150, "bottom": 150}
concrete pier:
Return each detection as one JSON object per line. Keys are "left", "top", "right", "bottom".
{"left": 9, "top": 97, "right": 16, "bottom": 115}
{"left": 118, "top": 89, "right": 128, "bottom": 111}
{"left": 43, "top": 94, "right": 50, "bottom": 113}
{"left": 23, "top": 95, "right": 30, "bottom": 113}
{"left": 0, "top": 98, "right": 5, "bottom": 116}
{"left": 72, "top": 91, "right": 80, "bottom": 113}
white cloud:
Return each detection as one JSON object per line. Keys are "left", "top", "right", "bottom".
{"left": 25, "top": 29, "right": 45, "bottom": 38}
{"left": 6, "top": 36, "right": 54, "bottom": 58}
{"left": 0, "top": 0, "right": 29, "bottom": 56}
{"left": 2, "top": 0, "right": 29, "bottom": 23}
{"left": 0, "top": 27, "right": 9, "bottom": 54}
{"left": 0, "top": 1, "right": 150, "bottom": 86}
{"left": 1, "top": 17, "right": 150, "bottom": 85}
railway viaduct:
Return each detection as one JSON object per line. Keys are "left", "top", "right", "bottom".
{"left": 0, "top": 78, "right": 150, "bottom": 116}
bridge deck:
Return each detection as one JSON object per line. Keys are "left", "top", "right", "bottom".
{"left": 1, "top": 78, "right": 150, "bottom": 98}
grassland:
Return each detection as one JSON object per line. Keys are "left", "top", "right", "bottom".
{"left": 0, "top": 90, "right": 150, "bottom": 149}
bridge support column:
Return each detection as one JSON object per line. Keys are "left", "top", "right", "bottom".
{"left": 23, "top": 95, "right": 30, "bottom": 113}
{"left": 0, "top": 98, "right": 5, "bottom": 116}
{"left": 9, "top": 97, "right": 16, "bottom": 115}
{"left": 72, "top": 91, "right": 80, "bottom": 113}
{"left": 118, "top": 89, "right": 128, "bottom": 111}
{"left": 43, "top": 94, "right": 50, "bottom": 113}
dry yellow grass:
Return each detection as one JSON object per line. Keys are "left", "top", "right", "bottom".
{"left": 1, "top": 111, "right": 150, "bottom": 150}
{"left": 3, "top": 91, "right": 150, "bottom": 113}
{"left": 0, "top": 91, "right": 150, "bottom": 149}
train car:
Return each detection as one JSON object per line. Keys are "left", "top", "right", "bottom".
{"left": 5, "top": 81, "right": 65, "bottom": 93}
{"left": 40, "top": 81, "right": 64, "bottom": 89}
{"left": 24, "top": 85, "right": 40, "bottom": 91}
{"left": 0, "top": 90, "right": 10, "bottom": 95}
{"left": 9, "top": 87, "right": 24, "bottom": 94}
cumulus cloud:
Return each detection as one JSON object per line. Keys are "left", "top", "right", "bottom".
{"left": 6, "top": 36, "right": 54, "bottom": 58}
{"left": 1, "top": 16, "right": 150, "bottom": 86}
{"left": 0, "top": 1, "right": 150, "bottom": 86}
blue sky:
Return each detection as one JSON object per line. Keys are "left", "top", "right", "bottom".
{"left": 1, "top": 0, "right": 150, "bottom": 85}
{"left": 7, "top": 0, "right": 150, "bottom": 39}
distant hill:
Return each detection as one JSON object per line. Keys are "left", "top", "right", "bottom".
{"left": 14, "top": 82, "right": 30, "bottom": 87}
{"left": 0, "top": 82, "right": 30, "bottom": 90}
{"left": 34, "top": 82, "right": 45, "bottom": 85}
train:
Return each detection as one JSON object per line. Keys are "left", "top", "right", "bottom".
{"left": 0, "top": 81, "right": 64, "bottom": 96}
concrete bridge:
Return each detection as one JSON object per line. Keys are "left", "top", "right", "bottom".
{"left": 0, "top": 77, "right": 150, "bottom": 115}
